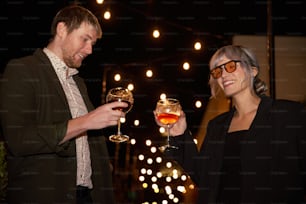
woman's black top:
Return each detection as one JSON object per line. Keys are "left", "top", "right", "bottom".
{"left": 217, "top": 130, "right": 248, "bottom": 204}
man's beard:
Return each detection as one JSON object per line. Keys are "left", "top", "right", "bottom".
{"left": 64, "top": 55, "right": 81, "bottom": 68}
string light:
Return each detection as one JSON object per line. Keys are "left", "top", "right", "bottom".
{"left": 166, "top": 176, "right": 172, "bottom": 182}
{"left": 96, "top": 0, "right": 104, "bottom": 4}
{"left": 156, "top": 157, "right": 162, "bottom": 163}
{"left": 156, "top": 172, "right": 163, "bottom": 178}
{"left": 165, "top": 185, "right": 172, "bottom": 194}
{"left": 134, "top": 119, "right": 139, "bottom": 126}
{"left": 195, "top": 100, "right": 202, "bottom": 108}
{"left": 130, "top": 138, "right": 136, "bottom": 145}
{"left": 138, "top": 154, "right": 144, "bottom": 161}
{"left": 182, "top": 62, "right": 190, "bottom": 70}
{"left": 151, "top": 176, "right": 158, "bottom": 182}
{"left": 194, "top": 41, "right": 202, "bottom": 50}
{"left": 150, "top": 146, "right": 157, "bottom": 153}
{"left": 146, "top": 69, "right": 153, "bottom": 78}
{"left": 159, "top": 127, "right": 165, "bottom": 134}
{"left": 140, "top": 168, "right": 146, "bottom": 174}
{"left": 145, "top": 139, "right": 152, "bottom": 146}
{"left": 137, "top": 141, "right": 194, "bottom": 204}
{"left": 114, "top": 74, "right": 121, "bottom": 81}
{"left": 153, "top": 185, "right": 159, "bottom": 193}
{"left": 103, "top": 10, "right": 111, "bottom": 20}
{"left": 127, "top": 83, "right": 134, "bottom": 91}
{"left": 152, "top": 29, "right": 160, "bottom": 38}
{"left": 160, "top": 93, "right": 166, "bottom": 100}
{"left": 139, "top": 175, "right": 145, "bottom": 182}
{"left": 181, "top": 175, "right": 187, "bottom": 181}
{"left": 147, "top": 158, "right": 153, "bottom": 165}
{"left": 147, "top": 169, "right": 153, "bottom": 175}
{"left": 189, "top": 184, "right": 195, "bottom": 189}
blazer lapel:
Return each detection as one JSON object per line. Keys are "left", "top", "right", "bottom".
{"left": 34, "top": 49, "right": 70, "bottom": 109}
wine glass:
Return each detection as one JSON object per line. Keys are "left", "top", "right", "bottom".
{"left": 106, "top": 87, "right": 134, "bottom": 143}
{"left": 155, "top": 98, "right": 181, "bottom": 151}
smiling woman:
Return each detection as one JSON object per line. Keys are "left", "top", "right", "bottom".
{"left": 155, "top": 45, "right": 306, "bottom": 204}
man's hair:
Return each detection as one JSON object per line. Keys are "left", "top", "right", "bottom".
{"left": 50, "top": 5, "right": 102, "bottom": 40}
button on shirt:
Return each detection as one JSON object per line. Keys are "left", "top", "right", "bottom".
{"left": 43, "top": 48, "right": 93, "bottom": 189}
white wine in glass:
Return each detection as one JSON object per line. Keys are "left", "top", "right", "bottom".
{"left": 155, "top": 98, "right": 181, "bottom": 151}
{"left": 106, "top": 87, "right": 134, "bottom": 143}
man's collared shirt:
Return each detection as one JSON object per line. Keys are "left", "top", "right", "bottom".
{"left": 43, "top": 48, "right": 93, "bottom": 189}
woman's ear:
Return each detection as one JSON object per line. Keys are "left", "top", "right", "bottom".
{"left": 252, "top": 66, "right": 258, "bottom": 78}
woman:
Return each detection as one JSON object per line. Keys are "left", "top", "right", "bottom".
{"left": 156, "top": 45, "right": 306, "bottom": 203}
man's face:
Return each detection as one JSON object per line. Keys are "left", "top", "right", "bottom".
{"left": 61, "top": 22, "right": 98, "bottom": 68}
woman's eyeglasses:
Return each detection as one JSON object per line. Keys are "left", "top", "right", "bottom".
{"left": 210, "top": 60, "right": 241, "bottom": 79}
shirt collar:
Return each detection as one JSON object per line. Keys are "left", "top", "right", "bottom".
{"left": 43, "top": 48, "right": 79, "bottom": 79}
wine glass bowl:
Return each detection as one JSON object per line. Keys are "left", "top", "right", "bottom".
{"left": 155, "top": 98, "right": 181, "bottom": 151}
{"left": 106, "top": 87, "right": 134, "bottom": 143}
{"left": 156, "top": 112, "right": 180, "bottom": 126}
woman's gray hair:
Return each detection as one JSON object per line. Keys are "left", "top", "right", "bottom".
{"left": 208, "top": 45, "right": 268, "bottom": 98}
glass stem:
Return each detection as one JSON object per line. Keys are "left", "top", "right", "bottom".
{"left": 166, "top": 124, "right": 170, "bottom": 146}
{"left": 117, "top": 119, "right": 122, "bottom": 135}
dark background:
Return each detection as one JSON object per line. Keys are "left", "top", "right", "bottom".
{"left": 1, "top": 0, "right": 305, "bottom": 203}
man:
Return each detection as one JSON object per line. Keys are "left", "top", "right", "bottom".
{"left": 0, "top": 5, "right": 126, "bottom": 203}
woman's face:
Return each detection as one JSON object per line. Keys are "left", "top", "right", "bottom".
{"left": 212, "top": 56, "right": 253, "bottom": 98}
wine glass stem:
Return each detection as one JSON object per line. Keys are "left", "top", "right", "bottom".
{"left": 117, "top": 119, "right": 122, "bottom": 135}
{"left": 166, "top": 124, "right": 170, "bottom": 146}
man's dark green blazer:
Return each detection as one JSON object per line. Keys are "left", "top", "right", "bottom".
{"left": 0, "top": 49, "right": 115, "bottom": 203}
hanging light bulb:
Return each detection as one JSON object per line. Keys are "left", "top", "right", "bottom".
{"left": 194, "top": 41, "right": 202, "bottom": 50}
{"left": 152, "top": 29, "right": 160, "bottom": 38}
{"left": 103, "top": 10, "right": 111, "bottom": 20}
{"left": 127, "top": 83, "right": 134, "bottom": 91}
{"left": 195, "top": 100, "right": 202, "bottom": 108}
{"left": 146, "top": 69, "right": 153, "bottom": 78}
{"left": 114, "top": 74, "right": 121, "bottom": 81}
{"left": 134, "top": 119, "right": 140, "bottom": 126}
{"left": 160, "top": 93, "right": 166, "bottom": 100}
{"left": 96, "top": 0, "right": 104, "bottom": 4}
{"left": 182, "top": 62, "right": 190, "bottom": 70}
